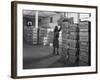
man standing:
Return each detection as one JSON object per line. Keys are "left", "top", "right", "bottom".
{"left": 53, "top": 25, "right": 62, "bottom": 55}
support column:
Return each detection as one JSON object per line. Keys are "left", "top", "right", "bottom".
{"left": 78, "top": 13, "right": 80, "bottom": 23}
{"left": 64, "top": 12, "right": 66, "bottom": 17}
{"left": 35, "top": 10, "right": 38, "bottom": 29}
{"left": 35, "top": 11, "right": 39, "bottom": 44}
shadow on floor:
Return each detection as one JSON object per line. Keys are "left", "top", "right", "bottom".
{"left": 23, "top": 43, "right": 89, "bottom": 69}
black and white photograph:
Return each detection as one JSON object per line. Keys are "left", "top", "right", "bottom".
{"left": 11, "top": 1, "right": 97, "bottom": 78}
{"left": 23, "top": 10, "right": 91, "bottom": 69}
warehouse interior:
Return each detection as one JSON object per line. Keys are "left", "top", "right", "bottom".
{"left": 23, "top": 10, "right": 91, "bottom": 69}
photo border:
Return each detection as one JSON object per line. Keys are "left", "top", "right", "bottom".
{"left": 11, "top": 1, "right": 98, "bottom": 79}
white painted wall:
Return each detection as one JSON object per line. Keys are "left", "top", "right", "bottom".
{"left": 0, "top": 0, "right": 99, "bottom": 80}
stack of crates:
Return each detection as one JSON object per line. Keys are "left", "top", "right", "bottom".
{"left": 68, "top": 24, "right": 78, "bottom": 63}
{"left": 79, "top": 21, "right": 90, "bottom": 65}
{"left": 61, "top": 22, "right": 69, "bottom": 62}
{"left": 32, "top": 28, "right": 38, "bottom": 45}
{"left": 39, "top": 27, "right": 47, "bottom": 45}
{"left": 60, "top": 19, "right": 90, "bottom": 65}
{"left": 23, "top": 26, "right": 38, "bottom": 45}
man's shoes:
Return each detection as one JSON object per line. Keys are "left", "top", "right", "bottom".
{"left": 57, "top": 53, "right": 59, "bottom": 55}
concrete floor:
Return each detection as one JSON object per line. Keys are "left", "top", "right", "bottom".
{"left": 23, "top": 43, "right": 89, "bottom": 69}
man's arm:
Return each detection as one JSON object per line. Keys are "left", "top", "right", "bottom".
{"left": 58, "top": 26, "right": 62, "bottom": 32}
